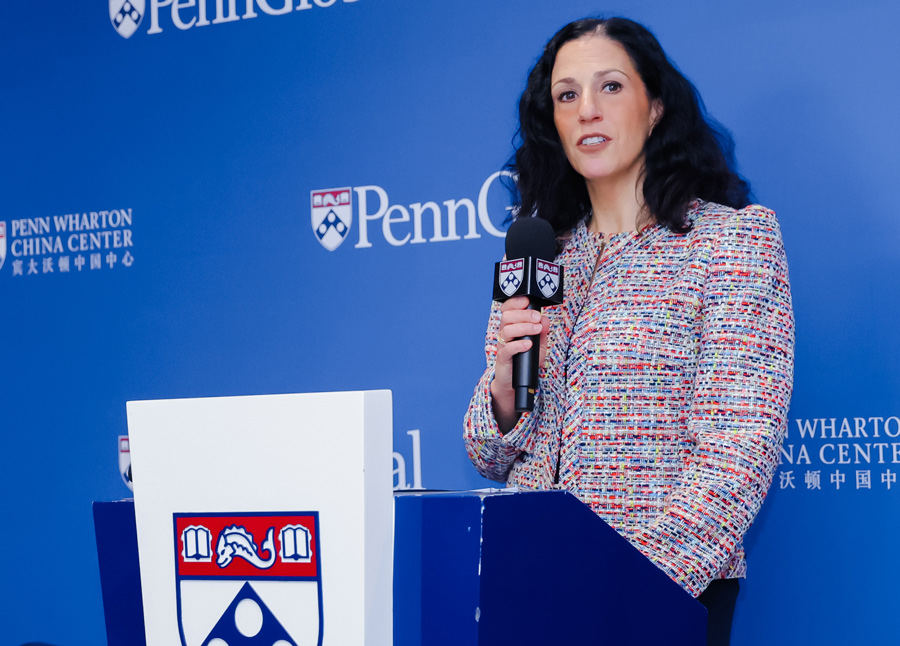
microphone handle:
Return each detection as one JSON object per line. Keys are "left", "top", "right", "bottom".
{"left": 512, "top": 301, "right": 541, "bottom": 412}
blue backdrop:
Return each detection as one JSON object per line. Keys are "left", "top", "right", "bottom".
{"left": 2, "top": 1, "right": 899, "bottom": 644}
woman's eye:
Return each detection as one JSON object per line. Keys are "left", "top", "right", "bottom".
{"left": 602, "top": 81, "right": 622, "bottom": 93}
{"left": 557, "top": 90, "right": 577, "bottom": 102}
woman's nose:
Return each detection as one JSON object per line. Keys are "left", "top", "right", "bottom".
{"left": 578, "top": 93, "right": 603, "bottom": 122}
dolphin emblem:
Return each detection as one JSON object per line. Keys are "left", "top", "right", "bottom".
{"left": 215, "top": 525, "right": 276, "bottom": 569}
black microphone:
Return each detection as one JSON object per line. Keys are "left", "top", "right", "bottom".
{"left": 493, "top": 217, "right": 564, "bottom": 412}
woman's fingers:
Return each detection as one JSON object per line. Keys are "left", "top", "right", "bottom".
{"left": 492, "top": 338, "right": 532, "bottom": 407}
{"left": 499, "top": 321, "right": 543, "bottom": 344}
{"left": 498, "top": 297, "right": 544, "bottom": 343}
{"left": 499, "top": 295, "right": 530, "bottom": 311}
{"left": 492, "top": 299, "right": 552, "bottom": 433}
{"left": 497, "top": 337, "right": 533, "bottom": 360}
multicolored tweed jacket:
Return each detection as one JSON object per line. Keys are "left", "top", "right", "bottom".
{"left": 464, "top": 200, "right": 794, "bottom": 597}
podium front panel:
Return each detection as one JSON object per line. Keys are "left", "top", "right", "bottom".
{"left": 127, "top": 390, "right": 393, "bottom": 646}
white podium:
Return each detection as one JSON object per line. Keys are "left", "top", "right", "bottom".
{"left": 127, "top": 390, "right": 393, "bottom": 646}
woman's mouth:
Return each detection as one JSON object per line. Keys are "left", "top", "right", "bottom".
{"left": 579, "top": 135, "right": 609, "bottom": 146}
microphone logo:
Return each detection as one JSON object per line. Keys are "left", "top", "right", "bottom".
{"left": 498, "top": 259, "right": 525, "bottom": 297}
{"left": 536, "top": 259, "right": 560, "bottom": 299}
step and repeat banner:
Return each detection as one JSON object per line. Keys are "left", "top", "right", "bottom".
{"left": 2, "top": 1, "right": 898, "bottom": 644}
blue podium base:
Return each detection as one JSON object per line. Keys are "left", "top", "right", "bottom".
{"left": 95, "top": 490, "right": 705, "bottom": 645}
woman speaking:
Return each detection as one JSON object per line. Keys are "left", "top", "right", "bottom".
{"left": 464, "top": 17, "right": 794, "bottom": 645}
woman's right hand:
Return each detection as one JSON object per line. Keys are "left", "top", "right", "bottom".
{"left": 490, "top": 296, "right": 550, "bottom": 434}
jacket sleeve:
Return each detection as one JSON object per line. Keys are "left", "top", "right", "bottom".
{"left": 631, "top": 205, "right": 795, "bottom": 597}
{"left": 463, "top": 298, "right": 540, "bottom": 483}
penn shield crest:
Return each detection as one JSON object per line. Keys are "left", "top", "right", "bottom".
{"left": 0, "top": 222, "right": 6, "bottom": 271}
{"left": 498, "top": 259, "right": 524, "bottom": 297}
{"left": 118, "top": 435, "right": 133, "bottom": 492}
{"left": 311, "top": 188, "right": 352, "bottom": 251}
{"left": 175, "top": 512, "right": 323, "bottom": 646}
{"left": 536, "top": 259, "right": 561, "bottom": 299}
{"left": 109, "top": 0, "right": 145, "bottom": 39}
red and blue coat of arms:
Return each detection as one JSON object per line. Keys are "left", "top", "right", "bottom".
{"left": 174, "top": 512, "right": 322, "bottom": 646}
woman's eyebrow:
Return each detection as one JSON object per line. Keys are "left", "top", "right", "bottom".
{"left": 552, "top": 69, "right": 628, "bottom": 87}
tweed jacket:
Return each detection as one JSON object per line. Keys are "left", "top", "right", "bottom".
{"left": 463, "top": 200, "right": 794, "bottom": 597}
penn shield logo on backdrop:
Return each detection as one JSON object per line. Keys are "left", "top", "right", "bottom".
{"left": 310, "top": 171, "right": 512, "bottom": 251}
{"left": 175, "top": 512, "right": 323, "bottom": 646}
{"left": 110, "top": 0, "right": 359, "bottom": 38}
{"left": 0, "top": 222, "right": 6, "bottom": 271}
{"left": 109, "top": 0, "right": 144, "bottom": 38}
{"left": 118, "top": 435, "right": 133, "bottom": 492}
{"left": 311, "top": 188, "right": 352, "bottom": 251}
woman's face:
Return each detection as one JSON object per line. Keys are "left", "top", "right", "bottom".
{"left": 551, "top": 35, "right": 661, "bottom": 190}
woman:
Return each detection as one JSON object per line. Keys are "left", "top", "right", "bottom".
{"left": 463, "top": 17, "right": 794, "bottom": 645}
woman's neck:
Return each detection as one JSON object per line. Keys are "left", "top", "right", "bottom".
{"left": 585, "top": 169, "right": 649, "bottom": 235}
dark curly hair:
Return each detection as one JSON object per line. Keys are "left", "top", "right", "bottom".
{"left": 510, "top": 17, "right": 751, "bottom": 235}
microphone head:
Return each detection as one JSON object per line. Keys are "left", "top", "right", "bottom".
{"left": 505, "top": 216, "right": 557, "bottom": 261}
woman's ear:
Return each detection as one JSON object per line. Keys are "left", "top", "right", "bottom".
{"left": 649, "top": 98, "right": 664, "bottom": 132}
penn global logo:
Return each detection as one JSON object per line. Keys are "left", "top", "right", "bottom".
{"left": 111, "top": 0, "right": 359, "bottom": 38}
{"left": 109, "top": 0, "right": 145, "bottom": 38}
{"left": 310, "top": 171, "right": 512, "bottom": 252}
